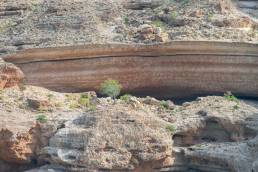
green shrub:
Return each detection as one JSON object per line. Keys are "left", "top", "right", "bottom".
{"left": 99, "top": 79, "right": 122, "bottom": 99}
{"left": 120, "top": 94, "right": 132, "bottom": 103}
{"left": 160, "top": 100, "right": 169, "bottom": 109}
{"left": 224, "top": 92, "right": 238, "bottom": 102}
{"left": 166, "top": 124, "right": 175, "bottom": 134}
{"left": 152, "top": 19, "right": 166, "bottom": 30}
{"left": 78, "top": 94, "right": 90, "bottom": 107}
{"left": 47, "top": 94, "right": 54, "bottom": 100}
{"left": 170, "top": 11, "right": 177, "bottom": 20}
{"left": 88, "top": 105, "right": 97, "bottom": 112}
{"left": 233, "top": 104, "right": 240, "bottom": 110}
{"left": 69, "top": 102, "right": 80, "bottom": 109}
{"left": 36, "top": 114, "right": 48, "bottom": 123}
{"left": 124, "top": 16, "right": 129, "bottom": 25}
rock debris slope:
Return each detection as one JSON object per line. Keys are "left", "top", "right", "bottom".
{"left": 0, "top": 0, "right": 257, "bottom": 57}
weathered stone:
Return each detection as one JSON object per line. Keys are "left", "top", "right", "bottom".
{"left": 0, "top": 60, "right": 24, "bottom": 89}
{"left": 0, "top": 124, "right": 48, "bottom": 164}
{"left": 41, "top": 106, "right": 172, "bottom": 171}
{"left": 190, "top": 9, "right": 204, "bottom": 18}
{"left": 143, "top": 96, "right": 160, "bottom": 106}
{"left": 27, "top": 99, "right": 52, "bottom": 111}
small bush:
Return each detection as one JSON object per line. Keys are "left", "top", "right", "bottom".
{"left": 69, "top": 102, "right": 80, "bottom": 109}
{"left": 233, "top": 104, "right": 240, "bottom": 110}
{"left": 36, "top": 114, "right": 48, "bottom": 123}
{"left": 224, "top": 91, "right": 238, "bottom": 102}
{"left": 78, "top": 94, "right": 90, "bottom": 107}
{"left": 166, "top": 124, "right": 175, "bottom": 134}
{"left": 170, "top": 11, "right": 177, "bottom": 20}
{"left": 120, "top": 94, "right": 132, "bottom": 103}
{"left": 47, "top": 94, "right": 54, "bottom": 100}
{"left": 99, "top": 79, "right": 122, "bottom": 99}
{"left": 88, "top": 105, "right": 97, "bottom": 112}
{"left": 124, "top": 16, "right": 129, "bottom": 25}
{"left": 160, "top": 100, "right": 169, "bottom": 109}
{"left": 152, "top": 19, "right": 166, "bottom": 30}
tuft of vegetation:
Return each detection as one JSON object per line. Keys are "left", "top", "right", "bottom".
{"left": 78, "top": 94, "right": 91, "bottom": 107}
{"left": 233, "top": 104, "right": 240, "bottom": 110}
{"left": 120, "top": 94, "right": 132, "bottom": 103}
{"left": 0, "top": 19, "right": 15, "bottom": 33}
{"left": 36, "top": 114, "right": 48, "bottom": 123}
{"left": 224, "top": 91, "right": 238, "bottom": 102}
{"left": 47, "top": 94, "right": 54, "bottom": 101}
{"left": 88, "top": 105, "right": 97, "bottom": 112}
{"left": 160, "top": 100, "right": 169, "bottom": 109}
{"left": 207, "top": 13, "right": 214, "bottom": 22}
{"left": 99, "top": 79, "right": 122, "bottom": 99}
{"left": 170, "top": 11, "right": 177, "bottom": 20}
{"left": 166, "top": 124, "right": 175, "bottom": 134}
{"left": 69, "top": 102, "right": 80, "bottom": 109}
{"left": 124, "top": 16, "right": 129, "bottom": 26}
{"left": 152, "top": 19, "right": 166, "bottom": 30}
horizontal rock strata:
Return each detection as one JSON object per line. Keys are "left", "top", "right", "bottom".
{"left": 3, "top": 41, "right": 258, "bottom": 98}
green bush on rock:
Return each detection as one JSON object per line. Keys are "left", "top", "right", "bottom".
{"left": 99, "top": 79, "right": 122, "bottom": 99}
{"left": 36, "top": 114, "right": 48, "bottom": 123}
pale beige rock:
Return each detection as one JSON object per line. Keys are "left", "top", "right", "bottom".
{"left": 41, "top": 105, "right": 173, "bottom": 171}
{"left": 0, "top": 61, "right": 24, "bottom": 89}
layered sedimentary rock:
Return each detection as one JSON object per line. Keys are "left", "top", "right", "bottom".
{"left": 3, "top": 41, "right": 258, "bottom": 98}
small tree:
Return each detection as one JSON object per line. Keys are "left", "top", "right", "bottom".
{"left": 99, "top": 79, "right": 122, "bottom": 99}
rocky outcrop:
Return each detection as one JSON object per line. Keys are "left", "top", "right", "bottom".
{"left": 40, "top": 106, "right": 172, "bottom": 172}
{"left": 1, "top": 85, "right": 258, "bottom": 172}
{"left": 0, "top": 59, "right": 24, "bottom": 89}
{"left": 3, "top": 41, "right": 258, "bottom": 99}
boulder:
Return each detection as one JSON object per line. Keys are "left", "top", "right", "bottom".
{"left": 41, "top": 105, "right": 173, "bottom": 171}
{"left": 27, "top": 99, "right": 53, "bottom": 111}
{"left": 0, "top": 59, "right": 24, "bottom": 89}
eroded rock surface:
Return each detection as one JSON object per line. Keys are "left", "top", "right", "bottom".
{"left": 0, "top": 59, "right": 24, "bottom": 89}
{"left": 41, "top": 106, "right": 172, "bottom": 171}
{"left": 1, "top": 85, "right": 258, "bottom": 172}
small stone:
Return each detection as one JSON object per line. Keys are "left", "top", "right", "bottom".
{"left": 138, "top": 24, "right": 154, "bottom": 34}
{"left": 28, "top": 98, "right": 52, "bottom": 111}
{"left": 190, "top": 10, "right": 204, "bottom": 18}
{"left": 182, "top": 102, "right": 191, "bottom": 107}
{"left": 143, "top": 96, "right": 160, "bottom": 106}
{"left": 197, "top": 110, "right": 208, "bottom": 117}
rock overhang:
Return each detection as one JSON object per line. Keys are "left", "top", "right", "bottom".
{"left": 2, "top": 41, "right": 258, "bottom": 99}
